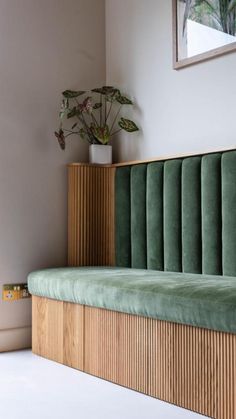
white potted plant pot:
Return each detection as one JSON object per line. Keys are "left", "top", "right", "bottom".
{"left": 89, "top": 144, "right": 112, "bottom": 165}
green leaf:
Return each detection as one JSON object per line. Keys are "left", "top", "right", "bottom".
{"left": 92, "top": 87, "right": 107, "bottom": 95}
{"left": 91, "top": 124, "right": 110, "bottom": 145}
{"left": 82, "top": 97, "right": 93, "bottom": 114}
{"left": 105, "top": 96, "right": 114, "bottom": 103}
{"left": 79, "top": 128, "right": 86, "bottom": 140}
{"left": 103, "top": 86, "right": 117, "bottom": 94}
{"left": 106, "top": 93, "right": 120, "bottom": 103}
{"left": 92, "top": 86, "right": 120, "bottom": 97}
{"left": 118, "top": 118, "right": 139, "bottom": 133}
{"left": 55, "top": 129, "right": 66, "bottom": 150}
{"left": 62, "top": 99, "right": 69, "bottom": 109}
{"left": 116, "top": 95, "right": 133, "bottom": 105}
{"left": 93, "top": 102, "right": 102, "bottom": 109}
{"left": 62, "top": 90, "right": 86, "bottom": 99}
{"left": 59, "top": 99, "right": 69, "bottom": 119}
{"left": 67, "top": 107, "right": 77, "bottom": 119}
{"left": 59, "top": 110, "right": 66, "bottom": 119}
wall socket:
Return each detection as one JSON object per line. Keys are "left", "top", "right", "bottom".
{"left": 2, "top": 283, "right": 31, "bottom": 302}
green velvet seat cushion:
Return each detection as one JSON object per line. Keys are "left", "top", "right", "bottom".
{"left": 28, "top": 267, "right": 236, "bottom": 334}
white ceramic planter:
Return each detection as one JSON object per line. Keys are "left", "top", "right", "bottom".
{"left": 89, "top": 144, "right": 112, "bottom": 165}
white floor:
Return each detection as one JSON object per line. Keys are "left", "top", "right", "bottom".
{"left": 0, "top": 350, "right": 208, "bottom": 419}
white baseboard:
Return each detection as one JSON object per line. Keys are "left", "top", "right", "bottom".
{"left": 0, "top": 326, "right": 31, "bottom": 352}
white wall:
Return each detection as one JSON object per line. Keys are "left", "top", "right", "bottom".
{"left": 106, "top": 0, "right": 236, "bottom": 162}
{"left": 0, "top": 0, "right": 105, "bottom": 350}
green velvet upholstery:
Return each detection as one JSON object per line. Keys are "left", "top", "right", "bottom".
{"left": 115, "top": 166, "right": 131, "bottom": 267}
{"left": 115, "top": 150, "right": 236, "bottom": 278}
{"left": 147, "top": 162, "right": 164, "bottom": 270}
{"left": 163, "top": 160, "right": 182, "bottom": 272}
{"left": 28, "top": 267, "right": 236, "bottom": 334}
{"left": 182, "top": 157, "right": 202, "bottom": 273}
{"left": 222, "top": 151, "right": 236, "bottom": 276}
{"left": 202, "top": 154, "right": 222, "bottom": 275}
{"left": 131, "top": 164, "right": 147, "bottom": 269}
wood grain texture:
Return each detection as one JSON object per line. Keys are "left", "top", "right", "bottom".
{"left": 32, "top": 297, "right": 63, "bottom": 363}
{"left": 63, "top": 302, "right": 84, "bottom": 369}
{"left": 32, "top": 297, "right": 236, "bottom": 419}
{"left": 68, "top": 146, "right": 236, "bottom": 169}
{"left": 32, "top": 297, "right": 84, "bottom": 370}
{"left": 68, "top": 165, "right": 115, "bottom": 267}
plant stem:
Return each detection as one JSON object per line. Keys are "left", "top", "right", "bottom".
{"left": 65, "top": 132, "right": 93, "bottom": 144}
{"left": 72, "top": 98, "right": 93, "bottom": 142}
{"left": 65, "top": 132, "right": 80, "bottom": 138}
{"left": 105, "top": 97, "right": 107, "bottom": 124}
{"left": 91, "top": 113, "right": 99, "bottom": 127}
{"left": 100, "top": 94, "right": 102, "bottom": 125}
{"left": 64, "top": 128, "right": 80, "bottom": 133}
{"left": 75, "top": 98, "right": 80, "bottom": 107}
{"left": 110, "top": 128, "right": 122, "bottom": 138}
{"left": 105, "top": 101, "right": 113, "bottom": 125}
{"left": 79, "top": 113, "right": 92, "bottom": 139}
{"left": 110, "top": 105, "right": 122, "bottom": 134}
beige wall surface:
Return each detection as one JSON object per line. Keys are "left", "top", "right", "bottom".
{"left": 106, "top": 0, "right": 236, "bottom": 162}
{"left": 3, "top": 0, "right": 236, "bottom": 351}
{"left": 0, "top": 0, "right": 105, "bottom": 346}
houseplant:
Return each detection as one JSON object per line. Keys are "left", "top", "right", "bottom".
{"left": 54, "top": 86, "right": 139, "bottom": 164}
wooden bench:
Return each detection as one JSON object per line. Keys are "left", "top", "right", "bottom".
{"left": 29, "top": 147, "right": 236, "bottom": 419}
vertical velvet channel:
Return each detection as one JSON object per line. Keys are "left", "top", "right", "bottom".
{"left": 202, "top": 154, "right": 222, "bottom": 275}
{"left": 131, "top": 164, "right": 147, "bottom": 269}
{"left": 115, "top": 167, "right": 131, "bottom": 267}
{"left": 147, "top": 162, "right": 164, "bottom": 270}
{"left": 182, "top": 157, "right": 202, "bottom": 274}
{"left": 222, "top": 151, "right": 236, "bottom": 277}
{"left": 164, "top": 159, "right": 182, "bottom": 272}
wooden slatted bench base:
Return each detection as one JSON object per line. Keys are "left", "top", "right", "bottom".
{"left": 32, "top": 296, "right": 236, "bottom": 419}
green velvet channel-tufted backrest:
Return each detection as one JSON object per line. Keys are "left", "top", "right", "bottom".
{"left": 115, "top": 150, "right": 236, "bottom": 276}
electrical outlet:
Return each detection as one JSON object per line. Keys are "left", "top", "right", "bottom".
{"left": 2, "top": 283, "right": 31, "bottom": 301}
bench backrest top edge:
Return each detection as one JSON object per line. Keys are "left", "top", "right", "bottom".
{"left": 68, "top": 145, "right": 236, "bottom": 168}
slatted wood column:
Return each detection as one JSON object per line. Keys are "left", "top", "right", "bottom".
{"left": 68, "top": 164, "right": 116, "bottom": 267}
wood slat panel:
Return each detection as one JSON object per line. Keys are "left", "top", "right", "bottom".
{"left": 32, "top": 297, "right": 236, "bottom": 419}
{"left": 32, "top": 297, "right": 84, "bottom": 369}
{"left": 68, "top": 165, "right": 115, "bottom": 267}
{"left": 63, "top": 302, "right": 84, "bottom": 370}
{"left": 117, "top": 313, "right": 149, "bottom": 394}
{"left": 32, "top": 297, "right": 63, "bottom": 363}
{"left": 84, "top": 305, "right": 118, "bottom": 383}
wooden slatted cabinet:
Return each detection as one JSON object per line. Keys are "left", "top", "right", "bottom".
{"left": 68, "top": 163, "right": 115, "bottom": 267}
